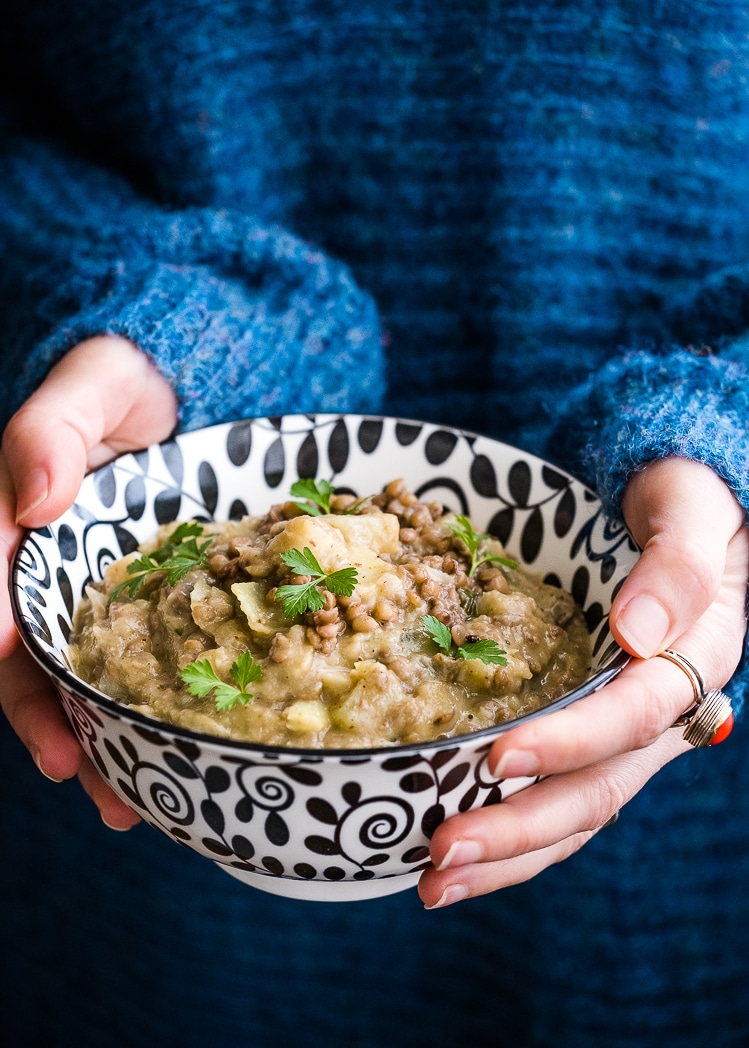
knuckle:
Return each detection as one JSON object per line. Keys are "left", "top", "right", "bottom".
{"left": 639, "top": 686, "right": 677, "bottom": 743}
{"left": 584, "top": 775, "right": 630, "bottom": 830}
{"left": 3, "top": 402, "right": 68, "bottom": 459}
{"left": 1, "top": 408, "right": 29, "bottom": 456}
{"left": 502, "top": 805, "right": 549, "bottom": 858}
{"left": 669, "top": 537, "right": 722, "bottom": 605}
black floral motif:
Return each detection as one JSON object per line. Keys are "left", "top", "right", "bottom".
{"left": 305, "top": 789, "right": 415, "bottom": 879}
{"left": 227, "top": 420, "right": 252, "bottom": 465}
{"left": 357, "top": 418, "right": 383, "bottom": 453}
{"left": 395, "top": 422, "right": 422, "bottom": 445}
{"left": 11, "top": 413, "right": 640, "bottom": 897}
{"left": 327, "top": 418, "right": 350, "bottom": 472}
{"left": 508, "top": 460, "right": 531, "bottom": 506}
{"left": 470, "top": 454, "right": 499, "bottom": 498}
{"left": 263, "top": 437, "right": 285, "bottom": 487}
{"left": 94, "top": 465, "right": 117, "bottom": 508}
{"left": 424, "top": 429, "right": 458, "bottom": 465}
{"left": 114, "top": 524, "right": 139, "bottom": 557}
{"left": 154, "top": 488, "right": 182, "bottom": 524}
{"left": 160, "top": 439, "right": 184, "bottom": 487}
{"left": 58, "top": 524, "right": 78, "bottom": 561}
{"left": 198, "top": 461, "right": 219, "bottom": 516}
{"left": 520, "top": 506, "right": 544, "bottom": 563}
{"left": 297, "top": 430, "right": 319, "bottom": 479}
{"left": 553, "top": 487, "right": 576, "bottom": 538}
{"left": 124, "top": 475, "right": 146, "bottom": 519}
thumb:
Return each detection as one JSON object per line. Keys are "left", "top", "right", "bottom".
{"left": 0, "top": 454, "right": 22, "bottom": 657}
{"left": 3, "top": 336, "right": 177, "bottom": 528}
{"left": 610, "top": 457, "right": 745, "bottom": 659}
{"left": 0, "top": 337, "right": 176, "bottom": 656}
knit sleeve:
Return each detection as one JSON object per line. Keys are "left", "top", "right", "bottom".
{"left": 548, "top": 342, "right": 749, "bottom": 519}
{"left": 543, "top": 235, "right": 749, "bottom": 520}
{"left": 0, "top": 129, "right": 384, "bottom": 434}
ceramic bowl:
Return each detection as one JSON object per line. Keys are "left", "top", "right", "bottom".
{"left": 12, "top": 414, "right": 638, "bottom": 902}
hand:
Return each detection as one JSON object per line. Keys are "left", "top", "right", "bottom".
{"left": 0, "top": 336, "right": 177, "bottom": 829}
{"left": 418, "top": 457, "right": 749, "bottom": 908}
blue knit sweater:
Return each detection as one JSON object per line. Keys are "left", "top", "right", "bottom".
{"left": 2, "top": 3, "right": 749, "bottom": 1046}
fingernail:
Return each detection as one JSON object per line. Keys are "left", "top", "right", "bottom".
{"left": 437, "top": 839, "right": 483, "bottom": 871}
{"left": 16, "top": 467, "right": 49, "bottom": 523}
{"left": 492, "top": 748, "right": 540, "bottom": 780}
{"left": 34, "top": 751, "right": 63, "bottom": 783}
{"left": 101, "top": 814, "right": 133, "bottom": 832}
{"left": 615, "top": 595, "right": 671, "bottom": 658}
{"left": 425, "top": 884, "right": 469, "bottom": 910}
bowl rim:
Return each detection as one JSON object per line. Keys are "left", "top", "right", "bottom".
{"left": 11, "top": 413, "right": 634, "bottom": 759}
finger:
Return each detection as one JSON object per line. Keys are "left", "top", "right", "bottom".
{"left": 419, "top": 731, "right": 685, "bottom": 907}
{"left": 2, "top": 335, "right": 177, "bottom": 528}
{"left": 77, "top": 757, "right": 141, "bottom": 831}
{"left": 0, "top": 645, "right": 85, "bottom": 781}
{"left": 0, "top": 452, "right": 22, "bottom": 656}
{"left": 422, "top": 832, "right": 596, "bottom": 908}
{"left": 0, "top": 646, "right": 141, "bottom": 828}
{"left": 486, "top": 632, "right": 737, "bottom": 782}
{"left": 611, "top": 458, "right": 746, "bottom": 658}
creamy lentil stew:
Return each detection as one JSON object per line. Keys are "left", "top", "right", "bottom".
{"left": 70, "top": 479, "right": 592, "bottom": 748}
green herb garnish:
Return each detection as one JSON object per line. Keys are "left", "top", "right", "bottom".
{"left": 422, "top": 614, "right": 508, "bottom": 665}
{"left": 422, "top": 615, "right": 453, "bottom": 653}
{"left": 455, "top": 638, "right": 508, "bottom": 664}
{"left": 446, "top": 515, "right": 518, "bottom": 577}
{"left": 274, "top": 546, "right": 358, "bottom": 616}
{"left": 290, "top": 477, "right": 336, "bottom": 516}
{"left": 108, "top": 522, "right": 212, "bottom": 604}
{"left": 179, "top": 652, "right": 262, "bottom": 712}
{"left": 290, "top": 477, "right": 371, "bottom": 516}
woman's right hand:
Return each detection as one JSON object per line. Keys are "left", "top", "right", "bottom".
{"left": 0, "top": 336, "right": 178, "bottom": 827}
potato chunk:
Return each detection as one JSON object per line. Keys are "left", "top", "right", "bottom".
{"left": 232, "top": 581, "right": 287, "bottom": 636}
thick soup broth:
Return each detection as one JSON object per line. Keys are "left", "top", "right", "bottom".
{"left": 70, "top": 480, "right": 592, "bottom": 748}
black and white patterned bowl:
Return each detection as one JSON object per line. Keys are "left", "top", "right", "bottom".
{"left": 11, "top": 414, "right": 638, "bottom": 902}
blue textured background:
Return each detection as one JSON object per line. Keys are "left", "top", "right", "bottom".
{"left": 2, "top": 2, "right": 749, "bottom": 1044}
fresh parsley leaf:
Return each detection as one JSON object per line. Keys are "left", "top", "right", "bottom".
{"left": 280, "top": 545, "right": 326, "bottom": 577}
{"left": 274, "top": 579, "right": 327, "bottom": 616}
{"left": 231, "top": 651, "right": 263, "bottom": 692}
{"left": 274, "top": 546, "right": 358, "bottom": 617}
{"left": 290, "top": 477, "right": 335, "bottom": 516}
{"left": 323, "top": 566, "right": 359, "bottom": 595}
{"left": 108, "top": 523, "right": 211, "bottom": 605}
{"left": 446, "top": 514, "right": 518, "bottom": 577}
{"left": 290, "top": 477, "right": 371, "bottom": 516}
{"left": 422, "top": 615, "right": 508, "bottom": 665}
{"left": 456, "top": 638, "right": 508, "bottom": 665}
{"left": 179, "top": 653, "right": 262, "bottom": 712}
{"left": 422, "top": 614, "right": 453, "bottom": 654}
{"left": 152, "top": 521, "right": 205, "bottom": 559}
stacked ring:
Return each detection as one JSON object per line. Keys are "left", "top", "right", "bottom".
{"left": 657, "top": 649, "right": 734, "bottom": 747}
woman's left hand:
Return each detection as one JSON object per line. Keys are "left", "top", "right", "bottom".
{"left": 418, "top": 457, "right": 749, "bottom": 908}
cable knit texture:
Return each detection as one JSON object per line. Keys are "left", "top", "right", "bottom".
{"left": 2, "top": 3, "right": 749, "bottom": 1047}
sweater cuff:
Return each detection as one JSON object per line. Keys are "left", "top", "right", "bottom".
{"left": 552, "top": 348, "right": 749, "bottom": 519}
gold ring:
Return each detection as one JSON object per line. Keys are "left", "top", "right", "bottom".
{"left": 657, "top": 649, "right": 734, "bottom": 747}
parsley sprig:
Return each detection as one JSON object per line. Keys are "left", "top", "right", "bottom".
{"left": 274, "top": 546, "right": 358, "bottom": 616}
{"left": 290, "top": 477, "right": 335, "bottom": 516}
{"left": 290, "top": 477, "right": 370, "bottom": 516}
{"left": 108, "top": 522, "right": 212, "bottom": 604}
{"left": 446, "top": 515, "right": 518, "bottom": 577}
{"left": 422, "top": 614, "right": 508, "bottom": 666}
{"left": 179, "top": 652, "right": 262, "bottom": 712}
